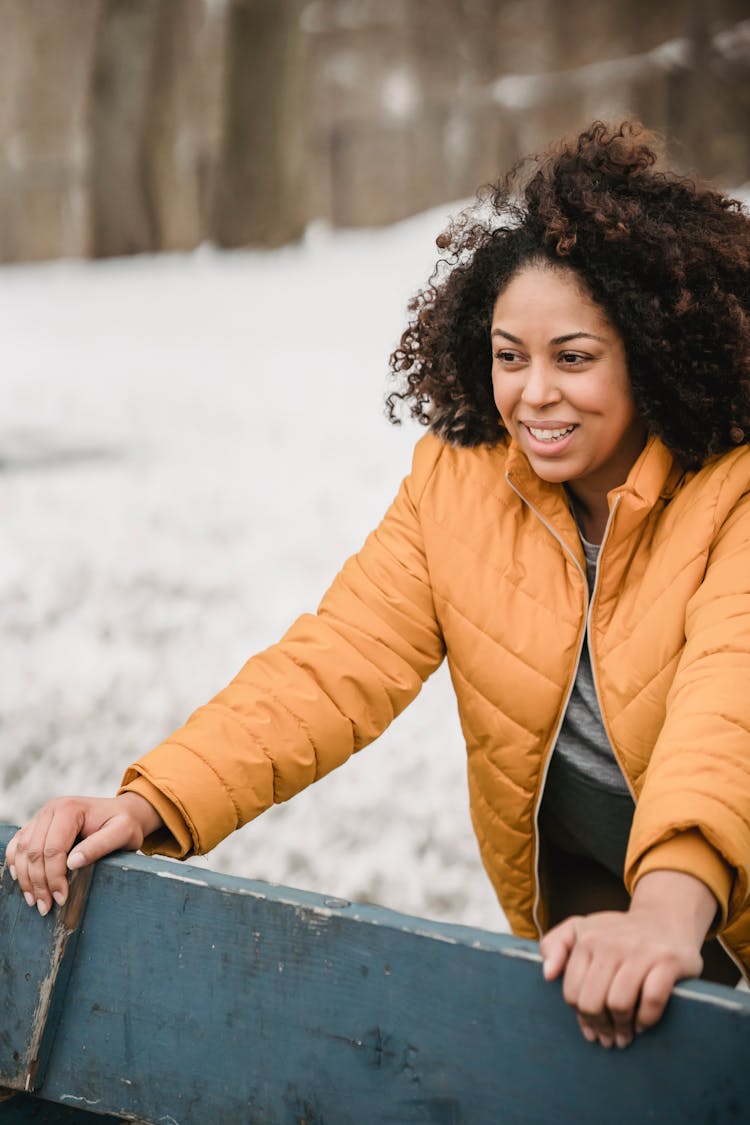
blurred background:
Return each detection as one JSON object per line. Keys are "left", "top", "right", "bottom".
{"left": 2, "top": 0, "right": 749, "bottom": 932}
{"left": 1, "top": 0, "right": 748, "bottom": 263}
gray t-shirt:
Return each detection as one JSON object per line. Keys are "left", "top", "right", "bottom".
{"left": 538, "top": 536, "right": 636, "bottom": 878}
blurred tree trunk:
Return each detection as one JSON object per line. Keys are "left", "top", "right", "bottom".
{"left": 143, "top": 2, "right": 203, "bottom": 253}
{"left": 91, "top": 0, "right": 227, "bottom": 258}
{"left": 211, "top": 0, "right": 307, "bottom": 249}
{"left": 680, "top": 0, "right": 713, "bottom": 174}
{"left": 670, "top": 0, "right": 750, "bottom": 184}
{"left": 144, "top": 0, "right": 226, "bottom": 253}
{"left": 89, "top": 0, "right": 163, "bottom": 257}
{"left": 0, "top": 0, "right": 102, "bottom": 262}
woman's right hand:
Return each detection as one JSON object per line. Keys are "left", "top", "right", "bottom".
{"left": 5, "top": 792, "right": 164, "bottom": 916}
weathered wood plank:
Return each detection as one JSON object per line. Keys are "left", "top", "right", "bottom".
{"left": 0, "top": 1095, "right": 121, "bottom": 1123}
{"left": 0, "top": 855, "right": 93, "bottom": 1092}
{"left": 1, "top": 824, "right": 749, "bottom": 1124}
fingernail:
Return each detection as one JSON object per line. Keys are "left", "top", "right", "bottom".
{"left": 67, "top": 852, "right": 84, "bottom": 870}
{"left": 23, "top": 892, "right": 36, "bottom": 907}
{"left": 615, "top": 1034, "right": 630, "bottom": 1050}
{"left": 599, "top": 1035, "right": 614, "bottom": 1050}
{"left": 582, "top": 1027, "right": 596, "bottom": 1043}
{"left": 635, "top": 1024, "right": 645, "bottom": 1036}
{"left": 9, "top": 865, "right": 17, "bottom": 881}
{"left": 37, "top": 901, "right": 49, "bottom": 918}
{"left": 53, "top": 891, "right": 67, "bottom": 907}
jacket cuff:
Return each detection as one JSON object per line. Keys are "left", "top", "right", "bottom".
{"left": 118, "top": 774, "right": 194, "bottom": 860}
{"left": 119, "top": 739, "right": 241, "bottom": 858}
{"left": 627, "top": 828, "right": 733, "bottom": 932}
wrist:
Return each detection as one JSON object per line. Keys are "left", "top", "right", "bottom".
{"left": 630, "top": 869, "right": 717, "bottom": 945}
{"left": 118, "top": 791, "right": 164, "bottom": 838}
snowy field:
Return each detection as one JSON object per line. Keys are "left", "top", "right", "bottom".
{"left": 1, "top": 207, "right": 507, "bottom": 933}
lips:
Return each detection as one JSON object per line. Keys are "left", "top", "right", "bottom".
{"left": 523, "top": 423, "right": 577, "bottom": 444}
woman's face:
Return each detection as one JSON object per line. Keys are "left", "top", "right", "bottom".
{"left": 491, "top": 265, "right": 646, "bottom": 497}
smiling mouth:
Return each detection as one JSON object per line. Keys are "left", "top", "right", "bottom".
{"left": 524, "top": 424, "right": 577, "bottom": 443}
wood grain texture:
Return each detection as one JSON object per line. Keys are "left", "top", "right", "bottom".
{"left": 1, "top": 825, "right": 749, "bottom": 1124}
{"left": 0, "top": 855, "right": 92, "bottom": 1092}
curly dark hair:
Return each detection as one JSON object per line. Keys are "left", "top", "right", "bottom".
{"left": 386, "top": 120, "right": 750, "bottom": 467}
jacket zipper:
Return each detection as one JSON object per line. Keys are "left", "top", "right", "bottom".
{"left": 583, "top": 496, "right": 632, "bottom": 803}
{"left": 505, "top": 475, "right": 623, "bottom": 936}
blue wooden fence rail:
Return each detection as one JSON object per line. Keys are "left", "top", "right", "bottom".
{"left": 1, "top": 824, "right": 749, "bottom": 1123}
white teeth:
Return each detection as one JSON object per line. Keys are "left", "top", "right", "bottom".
{"left": 527, "top": 425, "right": 575, "bottom": 442}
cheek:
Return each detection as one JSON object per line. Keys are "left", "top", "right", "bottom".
{"left": 576, "top": 376, "right": 635, "bottom": 421}
{"left": 607, "top": 385, "right": 640, "bottom": 430}
{"left": 491, "top": 373, "right": 512, "bottom": 419}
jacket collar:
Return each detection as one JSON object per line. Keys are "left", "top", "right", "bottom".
{"left": 503, "top": 434, "right": 683, "bottom": 546}
{"left": 606, "top": 436, "right": 684, "bottom": 541}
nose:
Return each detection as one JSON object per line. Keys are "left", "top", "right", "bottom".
{"left": 521, "top": 361, "right": 562, "bottom": 408}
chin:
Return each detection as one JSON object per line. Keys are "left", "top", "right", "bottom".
{"left": 529, "top": 460, "right": 576, "bottom": 484}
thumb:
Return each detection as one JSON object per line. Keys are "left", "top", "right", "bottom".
{"left": 67, "top": 815, "right": 141, "bottom": 870}
{"left": 540, "top": 917, "right": 579, "bottom": 981}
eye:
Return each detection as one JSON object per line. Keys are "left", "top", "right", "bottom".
{"left": 494, "top": 349, "right": 523, "bottom": 364}
{"left": 558, "top": 351, "right": 590, "bottom": 366}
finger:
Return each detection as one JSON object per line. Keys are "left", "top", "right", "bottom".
{"left": 26, "top": 805, "right": 72, "bottom": 909}
{"left": 39, "top": 804, "right": 88, "bottom": 907}
{"left": 540, "top": 917, "right": 580, "bottom": 981}
{"left": 5, "top": 830, "right": 20, "bottom": 879}
{"left": 15, "top": 810, "right": 55, "bottom": 904}
{"left": 561, "top": 939, "right": 591, "bottom": 1010}
{"left": 562, "top": 943, "right": 616, "bottom": 1045}
{"left": 636, "top": 961, "right": 679, "bottom": 1032}
{"left": 9, "top": 826, "right": 39, "bottom": 907}
{"left": 67, "top": 814, "right": 140, "bottom": 870}
{"left": 577, "top": 1013, "right": 598, "bottom": 1044}
{"left": 606, "top": 958, "right": 650, "bottom": 1047}
{"left": 574, "top": 953, "right": 619, "bottom": 1045}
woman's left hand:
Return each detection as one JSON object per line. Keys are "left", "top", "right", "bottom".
{"left": 539, "top": 869, "right": 717, "bottom": 1049}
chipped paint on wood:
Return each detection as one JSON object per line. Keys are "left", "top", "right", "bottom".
{"left": 152, "top": 871, "right": 209, "bottom": 888}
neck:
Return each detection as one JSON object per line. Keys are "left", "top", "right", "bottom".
{"left": 566, "top": 485, "right": 609, "bottom": 545}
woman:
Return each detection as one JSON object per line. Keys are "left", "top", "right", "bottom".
{"left": 8, "top": 121, "right": 750, "bottom": 1051}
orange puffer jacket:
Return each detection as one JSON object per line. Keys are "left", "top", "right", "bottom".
{"left": 122, "top": 433, "right": 750, "bottom": 977}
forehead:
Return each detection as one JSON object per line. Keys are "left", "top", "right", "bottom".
{"left": 493, "top": 265, "right": 609, "bottom": 328}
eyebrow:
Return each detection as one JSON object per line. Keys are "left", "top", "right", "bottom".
{"left": 491, "top": 329, "right": 607, "bottom": 345}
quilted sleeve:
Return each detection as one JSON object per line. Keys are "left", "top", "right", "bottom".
{"left": 625, "top": 487, "right": 750, "bottom": 927}
{"left": 119, "top": 434, "right": 447, "bottom": 858}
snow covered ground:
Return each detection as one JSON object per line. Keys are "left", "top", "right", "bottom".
{"left": 0, "top": 207, "right": 507, "bottom": 933}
